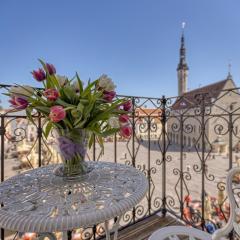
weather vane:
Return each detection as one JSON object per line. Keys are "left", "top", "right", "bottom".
{"left": 228, "top": 60, "right": 232, "bottom": 74}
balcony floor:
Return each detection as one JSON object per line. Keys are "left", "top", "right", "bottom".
{"left": 116, "top": 214, "right": 183, "bottom": 240}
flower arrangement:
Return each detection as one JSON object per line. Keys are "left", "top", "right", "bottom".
{"left": 6, "top": 60, "right": 132, "bottom": 176}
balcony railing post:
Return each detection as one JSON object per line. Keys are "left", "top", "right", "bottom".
{"left": 228, "top": 114, "right": 234, "bottom": 239}
{"left": 228, "top": 114, "right": 233, "bottom": 170}
{"left": 114, "top": 133, "right": 117, "bottom": 163}
{"left": 180, "top": 114, "right": 184, "bottom": 219}
{"left": 147, "top": 115, "right": 151, "bottom": 215}
{"left": 0, "top": 116, "right": 5, "bottom": 240}
{"left": 161, "top": 95, "right": 167, "bottom": 216}
{"left": 93, "top": 135, "right": 96, "bottom": 161}
{"left": 131, "top": 97, "right": 136, "bottom": 222}
{"left": 201, "top": 93, "right": 206, "bottom": 230}
{"left": 37, "top": 115, "right": 42, "bottom": 167}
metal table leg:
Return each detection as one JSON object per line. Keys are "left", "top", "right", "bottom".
{"left": 104, "top": 215, "right": 122, "bottom": 240}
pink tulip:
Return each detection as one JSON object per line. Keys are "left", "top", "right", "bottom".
{"left": 32, "top": 68, "right": 46, "bottom": 81}
{"left": 9, "top": 96, "right": 28, "bottom": 110}
{"left": 43, "top": 88, "right": 59, "bottom": 101}
{"left": 46, "top": 63, "right": 56, "bottom": 75}
{"left": 103, "top": 90, "right": 116, "bottom": 102}
{"left": 123, "top": 100, "right": 132, "bottom": 111}
{"left": 119, "top": 114, "right": 130, "bottom": 124}
{"left": 49, "top": 106, "right": 66, "bottom": 122}
{"left": 120, "top": 125, "right": 132, "bottom": 138}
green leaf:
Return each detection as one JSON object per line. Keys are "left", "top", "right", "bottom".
{"left": 101, "top": 128, "right": 119, "bottom": 137}
{"left": 44, "top": 121, "right": 53, "bottom": 139}
{"left": 76, "top": 72, "right": 83, "bottom": 94}
{"left": 71, "top": 109, "right": 82, "bottom": 119}
{"left": 26, "top": 108, "right": 35, "bottom": 126}
{"left": 63, "top": 118, "right": 73, "bottom": 129}
{"left": 55, "top": 99, "right": 75, "bottom": 107}
{"left": 35, "top": 106, "right": 50, "bottom": 114}
{"left": 38, "top": 59, "right": 48, "bottom": 72}
{"left": 77, "top": 102, "right": 84, "bottom": 113}
{"left": 82, "top": 79, "right": 98, "bottom": 98}
{"left": 88, "top": 134, "right": 94, "bottom": 149}
{"left": 49, "top": 75, "right": 60, "bottom": 89}
{"left": 74, "top": 118, "right": 88, "bottom": 128}
{"left": 63, "top": 86, "right": 78, "bottom": 104}
{"left": 97, "top": 136, "right": 104, "bottom": 154}
{"left": 87, "top": 99, "right": 123, "bottom": 126}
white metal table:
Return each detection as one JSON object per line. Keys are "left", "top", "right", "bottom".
{"left": 0, "top": 161, "right": 148, "bottom": 240}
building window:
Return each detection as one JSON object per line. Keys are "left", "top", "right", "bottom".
{"left": 188, "top": 137, "right": 191, "bottom": 147}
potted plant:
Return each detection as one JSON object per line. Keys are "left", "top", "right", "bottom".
{"left": 5, "top": 60, "right": 132, "bottom": 177}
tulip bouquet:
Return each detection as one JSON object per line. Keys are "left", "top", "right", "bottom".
{"left": 6, "top": 60, "right": 132, "bottom": 176}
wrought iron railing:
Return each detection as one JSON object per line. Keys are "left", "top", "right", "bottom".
{"left": 1, "top": 84, "right": 240, "bottom": 239}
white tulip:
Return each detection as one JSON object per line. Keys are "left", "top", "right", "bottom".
{"left": 56, "top": 75, "right": 68, "bottom": 86}
{"left": 108, "top": 117, "right": 120, "bottom": 128}
{"left": 10, "top": 85, "right": 34, "bottom": 97}
{"left": 99, "top": 74, "right": 116, "bottom": 91}
{"left": 72, "top": 80, "right": 84, "bottom": 92}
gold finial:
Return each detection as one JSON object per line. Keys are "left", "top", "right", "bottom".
{"left": 182, "top": 22, "right": 186, "bottom": 29}
{"left": 182, "top": 22, "right": 186, "bottom": 33}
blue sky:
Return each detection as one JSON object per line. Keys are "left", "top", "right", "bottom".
{"left": 0, "top": 0, "right": 240, "bottom": 100}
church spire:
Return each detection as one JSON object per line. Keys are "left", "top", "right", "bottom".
{"left": 177, "top": 22, "right": 189, "bottom": 96}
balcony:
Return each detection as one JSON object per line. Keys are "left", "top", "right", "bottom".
{"left": 1, "top": 84, "right": 240, "bottom": 240}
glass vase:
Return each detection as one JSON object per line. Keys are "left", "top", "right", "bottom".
{"left": 55, "top": 128, "right": 89, "bottom": 177}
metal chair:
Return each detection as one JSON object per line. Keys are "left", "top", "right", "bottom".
{"left": 148, "top": 167, "right": 240, "bottom": 240}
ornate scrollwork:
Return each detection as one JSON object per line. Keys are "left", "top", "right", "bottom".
{"left": 171, "top": 122, "right": 180, "bottom": 133}
{"left": 166, "top": 155, "right": 172, "bottom": 163}
{"left": 156, "top": 158, "right": 162, "bottom": 166}
{"left": 135, "top": 205, "right": 145, "bottom": 218}
{"left": 122, "top": 211, "right": 132, "bottom": 224}
{"left": 183, "top": 123, "right": 194, "bottom": 134}
{"left": 81, "top": 228, "right": 93, "bottom": 240}
{"left": 150, "top": 167, "right": 157, "bottom": 175}
{"left": 214, "top": 122, "right": 228, "bottom": 136}
{"left": 165, "top": 195, "right": 178, "bottom": 211}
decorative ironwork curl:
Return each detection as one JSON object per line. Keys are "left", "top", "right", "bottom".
{"left": 166, "top": 155, "right": 172, "bottom": 163}
{"left": 171, "top": 122, "right": 180, "bottom": 133}
{"left": 183, "top": 123, "right": 194, "bottom": 134}
{"left": 135, "top": 205, "right": 145, "bottom": 218}
{"left": 183, "top": 171, "right": 191, "bottom": 181}
{"left": 122, "top": 211, "right": 132, "bottom": 224}
{"left": 214, "top": 122, "right": 229, "bottom": 136}
{"left": 150, "top": 167, "right": 157, "bottom": 175}
{"left": 165, "top": 195, "right": 178, "bottom": 211}
{"left": 156, "top": 158, "right": 162, "bottom": 166}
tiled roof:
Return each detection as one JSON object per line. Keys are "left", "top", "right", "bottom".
{"left": 172, "top": 79, "right": 230, "bottom": 110}
{"left": 135, "top": 108, "right": 162, "bottom": 124}
{"left": 135, "top": 108, "right": 162, "bottom": 117}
